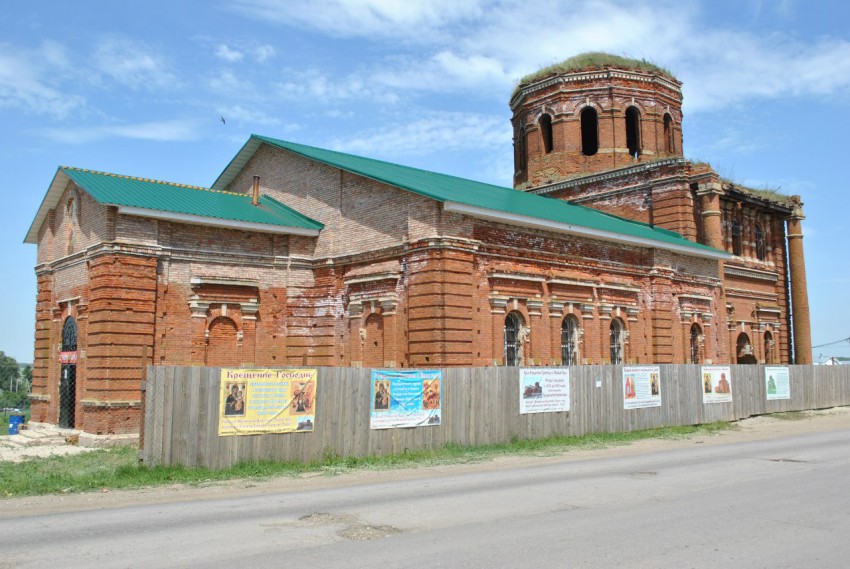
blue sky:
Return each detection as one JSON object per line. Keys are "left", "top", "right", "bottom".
{"left": 2, "top": 0, "right": 849, "bottom": 363}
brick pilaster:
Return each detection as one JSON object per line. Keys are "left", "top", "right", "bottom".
{"left": 786, "top": 197, "right": 812, "bottom": 364}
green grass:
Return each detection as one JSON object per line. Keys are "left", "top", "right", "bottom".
{"left": 514, "top": 52, "right": 676, "bottom": 96}
{"left": 0, "top": 422, "right": 732, "bottom": 497}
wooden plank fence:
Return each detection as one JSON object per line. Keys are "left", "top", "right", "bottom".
{"left": 142, "top": 364, "right": 850, "bottom": 468}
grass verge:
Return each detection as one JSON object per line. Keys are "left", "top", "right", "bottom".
{"left": 1, "top": 422, "right": 732, "bottom": 498}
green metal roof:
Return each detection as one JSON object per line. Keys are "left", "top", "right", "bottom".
{"left": 25, "top": 166, "right": 323, "bottom": 243}
{"left": 218, "top": 135, "right": 726, "bottom": 259}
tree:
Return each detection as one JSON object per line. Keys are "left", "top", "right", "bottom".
{"left": 21, "top": 364, "right": 32, "bottom": 393}
{"left": 0, "top": 352, "right": 29, "bottom": 410}
{"left": 0, "top": 351, "right": 20, "bottom": 392}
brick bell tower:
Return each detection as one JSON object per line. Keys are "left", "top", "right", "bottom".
{"left": 511, "top": 53, "right": 684, "bottom": 188}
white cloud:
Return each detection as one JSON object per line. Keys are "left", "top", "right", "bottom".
{"left": 39, "top": 119, "right": 203, "bottom": 144}
{"left": 253, "top": 44, "right": 276, "bottom": 62}
{"left": 208, "top": 69, "right": 248, "bottom": 92}
{"left": 216, "top": 44, "right": 245, "bottom": 62}
{"left": 274, "top": 68, "right": 399, "bottom": 103}
{"left": 94, "top": 37, "right": 176, "bottom": 90}
{"left": 329, "top": 111, "right": 509, "bottom": 157}
{"left": 0, "top": 41, "right": 85, "bottom": 118}
{"left": 231, "top": 0, "right": 485, "bottom": 41}
{"left": 230, "top": 0, "right": 850, "bottom": 112}
{"left": 218, "top": 104, "right": 281, "bottom": 125}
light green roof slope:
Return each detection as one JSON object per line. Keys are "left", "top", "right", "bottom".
{"left": 25, "top": 166, "right": 323, "bottom": 243}
{"left": 219, "top": 135, "right": 726, "bottom": 259}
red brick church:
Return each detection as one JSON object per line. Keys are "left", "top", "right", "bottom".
{"left": 25, "top": 54, "right": 811, "bottom": 434}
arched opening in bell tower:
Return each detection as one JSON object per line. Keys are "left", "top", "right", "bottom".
{"left": 625, "top": 106, "right": 641, "bottom": 158}
{"left": 539, "top": 114, "right": 553, "bottom": 154}
{"left": 580, "top": 107, "right": 598, "bottom": 156}
{"left": 663, "top": 113, "right": 675, "bottom": 154}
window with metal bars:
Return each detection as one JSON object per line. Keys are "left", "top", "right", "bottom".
{"left": 610, "top": 319, "right": 623, "bottom": 365}
{"left": 690, "top": 324, "right": 702, "bottom": 364}
{"left": 504, "top": 312, "right": 523, "bottom": 367}
{"left": 561, "top": 315, "right": 579, "bottom": 365}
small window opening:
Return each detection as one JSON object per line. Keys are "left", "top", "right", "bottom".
{"left": 610, "top": 319, "right": 624, "bottom": 365}
{"left": 690, "top": 324, "right": 702, "bottom": 364}
{"left": 663, "top": 113, "right": 674, "bottom": 154}
{"left": 731, "top": 219, "right": 742, "bottom": 256}
{"left": 764, "top": 331, "right": 775, "bottom": 364}
{"left": 755, "top": 224, "right": 766, "bottom": 261}
{"left": 539, "top": 114, "right": 553, "bottom": 154}
{"left": 504, "top": 312, "right": 524, "bottom": 367}
{"left": 625, "top": 106, "right": 641, "bottom": 158}
{"left": 561, "top": 316, "right": 579, "bottom": 366}
{"left": 581, "top": 107, "right": 598, "bottom": 156}
{"left": 514, "top": 125, "right": 527, "bottom": 174}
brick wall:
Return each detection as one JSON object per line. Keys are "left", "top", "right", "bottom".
{"left": 29, "top": 144, "right": 798, "bottom": 434}
{"left": 514, "top": 69, "right": 684, "bottom": 185}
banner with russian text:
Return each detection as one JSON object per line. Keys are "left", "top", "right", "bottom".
{"left": 519, "top": 368, "right": 570, "bottom": 414}
{"left": 701, "top": 366, "right": 733, "bottom": 404}
{"left": 218, "top": 368, "right": 317, "bottom": 436}
{"left": 623, "top": 366, "right": 662, "bottom": 409}
{"left": 370, "top": 369, "right": 442, "bottom": 429}
{"left": 765, "top": 366, "right": 790, "bottom": 400}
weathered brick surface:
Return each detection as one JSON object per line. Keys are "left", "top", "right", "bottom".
{"left": 29, "top": 63, "right": 809, "bottom": 433}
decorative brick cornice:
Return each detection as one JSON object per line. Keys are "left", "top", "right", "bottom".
{"left": 530, "top": 158, "right": 686, "bottom": 196}
{"left": 723, "top": 266, "right": 779, "bottom": 282}
{"left": 511, "top": 69, "right": 682, "bottom": 110}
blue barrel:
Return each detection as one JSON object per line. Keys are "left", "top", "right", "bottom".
{"left": 8, "top": 414, "right": 24, "bottom": 435}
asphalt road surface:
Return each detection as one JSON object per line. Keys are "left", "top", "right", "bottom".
{"left": 3, "top": 425, "right": 850, "bottom": 568}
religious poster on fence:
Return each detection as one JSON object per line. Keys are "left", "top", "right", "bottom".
{"left": 218, "top": 368, "right": 317, "bottom": 436}
{"left": 519, "top": 368, "right": 570, "bottom": 414}
{"left": 370, "top": 369, "right": 442, "bottom": 430}
{"left": 765, "top": 366, "right": 791, "bottom": 400}
{"left": 623, "top": 366, "right": 662, "bottom": 409}
{"left": 701, "top": 366, "right": 733, "bottom": 404}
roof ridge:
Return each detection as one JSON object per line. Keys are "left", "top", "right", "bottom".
{"left": 60, "top": 165, "right": 247, "bottom": 197}
{"left": 254, "top": 135, "right": 509, "bottom": 191}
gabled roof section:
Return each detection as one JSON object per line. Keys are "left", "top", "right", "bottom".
{"left": 25, "top": 166, "right": 323, "bottom": 244}
{"left": 213, "top": 135, "right": 729, "bottom": 260}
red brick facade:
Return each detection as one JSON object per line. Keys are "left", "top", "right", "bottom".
{"left": 29, "top": 62, "right": 811, "bottom": 434}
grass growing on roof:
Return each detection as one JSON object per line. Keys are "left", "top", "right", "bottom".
{"left": 515, "top": 52, "right": 677, "bottom": 95}
{"left": 0, "top": 421, "right": 733, "bottom": 497}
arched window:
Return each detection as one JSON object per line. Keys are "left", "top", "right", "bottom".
{"left": 663, "top": 113, "right": 674, "bottom": 154}
{"left": 539, "top": 114, "right": 553, "bottom": 154}
{"left": 66, "top": 195, "right": 78, "bottom": 255}
{"left": 206, "top": 316, "right": 239, "bottom": 367}
{"left": 59, "top": 316, "right": 78, "bottom": 429}
{"left": 561, "top": 315, "right": 579, "bottom": 365}
{"left": 731, "top": 219, "right": 742, "bottom": 256}
{"left": 363, "top": 313, "right": 385, "bottom": 368}
{"left": 515, "top": 125, "right": 527, "bottom": 174}
{"left": 625, "top": 106, "right": 641, "bottom": 158}
{"left": 610, "top": 319, "right": 624, "bottom": 365}
{"left": 736, "top": 333, "right": 756, "bottom": 364}
{"left": 764, "top": 331, "right": 775, "bottom": 364}
{"left": 581, "top": 107, "right": 598, "bottom": 156}
{"left": 504, "top": 311, "right": 524, "bottom": 367}
{"left": 690, "top": 324, "right": 702, "bottom": 364}
{"left": 755, "top": 224, "right": 766, "bottom": 261}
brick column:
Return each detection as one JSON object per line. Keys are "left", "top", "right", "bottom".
{"left": 697, "top": 181, "right": 729, "bottom": 364}
{"left": 696, "top": 181, "right": 724, "bottom": 250}
{"left": 786, "top": 197, "right": 812, "bottom": 364}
